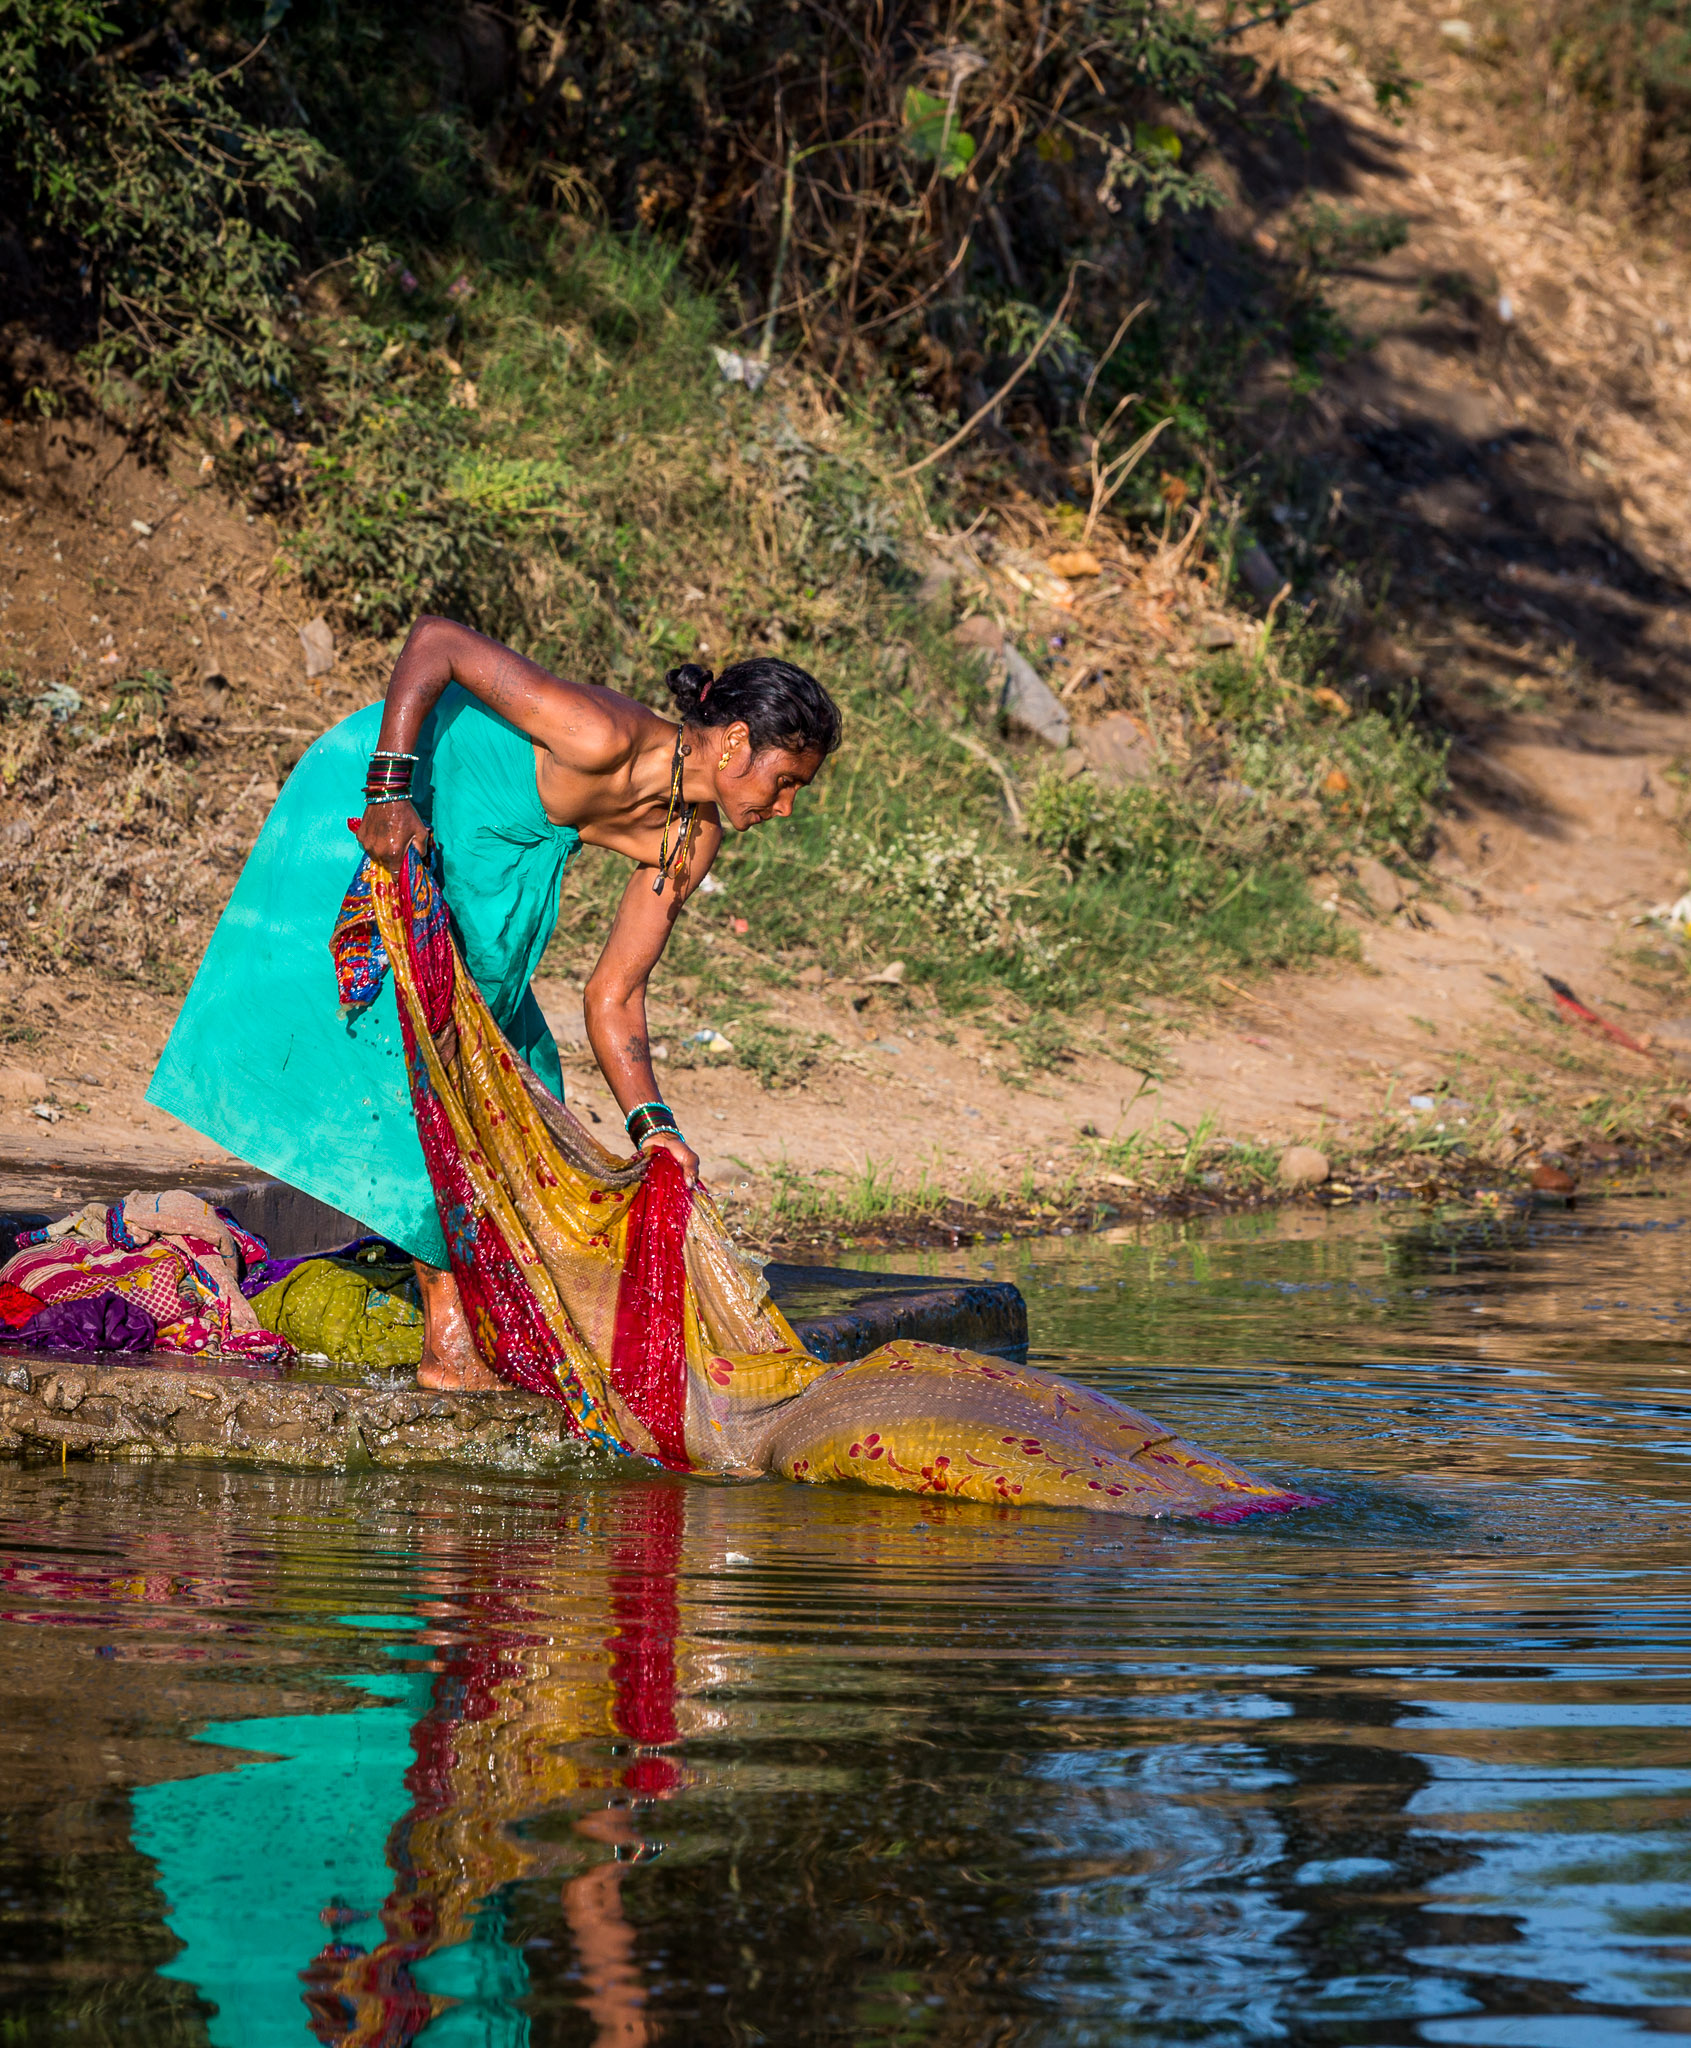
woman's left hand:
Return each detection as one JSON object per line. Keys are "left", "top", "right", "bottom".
{"left": 639, "top": 1131, "right": 700, "bottom": 1188}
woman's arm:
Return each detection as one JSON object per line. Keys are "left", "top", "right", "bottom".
{"left": 584, "top": 821, "right": 723, "bottom": 1186}
{"left": 355, "top": 616, "right": 623, "bottom": 870}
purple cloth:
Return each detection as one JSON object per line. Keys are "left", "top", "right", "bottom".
{"left": 19, "top": 1292, "right": 157, "bottom": 1353}
{"left": 238, "top": 1235, "right": 400, "bottom": 1297}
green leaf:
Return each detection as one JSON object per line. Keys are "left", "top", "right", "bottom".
{"left": 902, "top": 85, "right": 976, "bottom": 180}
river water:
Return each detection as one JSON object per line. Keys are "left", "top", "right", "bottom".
{"left": 4, "top": 1183, "right": 1690, "bottom": 2046}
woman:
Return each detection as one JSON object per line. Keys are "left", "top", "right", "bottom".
{"left": 147, "top": 615, "right": 841, "bottom": 1390}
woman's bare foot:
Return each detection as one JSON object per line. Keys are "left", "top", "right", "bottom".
{"left": 414, "top": 1261, "right": 505, "bottom": 1391}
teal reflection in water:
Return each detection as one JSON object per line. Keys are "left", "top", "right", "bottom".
{"left": 127, "top": 1610, "right": 529, "bottom": 2047}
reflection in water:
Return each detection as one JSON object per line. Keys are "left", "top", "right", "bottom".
{"left": 132, "top": 1490, "right": 690, "bottom": 2046}
{"left": 132, "top": 1647, "right": 436, "bottom": 2045}
{"left": 4, "top": 1186, "right": 1691, "bottom": 2043}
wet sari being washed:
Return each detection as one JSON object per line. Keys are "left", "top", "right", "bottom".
{"left": 339, "top": 849, "right": 1314, "bottom": 1521}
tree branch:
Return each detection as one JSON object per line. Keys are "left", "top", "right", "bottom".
{"left": 892, "top": 265, "right": 1082, "bottom": 480}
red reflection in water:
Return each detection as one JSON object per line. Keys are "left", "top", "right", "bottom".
{"left": 302, "top": 1486, "right": 686, "bottom": 2047}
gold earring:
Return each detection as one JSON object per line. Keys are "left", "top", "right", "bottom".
{"left": 716, "top": 743, "right": 734, "bottom": 770}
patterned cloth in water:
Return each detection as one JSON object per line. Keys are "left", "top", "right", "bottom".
{"left": 0, "top": 1192, "right": 291, "bottom": 1363}
{"left": 361, "top": 849, "right": 1315, "bottom": 1521}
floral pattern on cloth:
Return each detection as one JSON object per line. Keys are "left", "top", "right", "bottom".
{"left": 329, "top": 849, "right": 390, "bottom": 1016}
{"left": 0, "top": 1191, "right": 292, "bottom": 1363}
{"left": 357, "top": 847, "right": 1316, "bottom": 1520}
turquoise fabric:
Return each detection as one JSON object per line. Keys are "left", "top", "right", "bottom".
{"left": 147, "top": 688, "right": 580, "bottom": 1265}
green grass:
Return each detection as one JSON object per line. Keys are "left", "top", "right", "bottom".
{"left": 236, "top": 222, "right": 1436, "bottom": 1033}
{"left": 754, "top": 1156, "right": 954, "bottom": 1233}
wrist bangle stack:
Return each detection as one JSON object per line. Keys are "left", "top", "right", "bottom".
{"left": 364, "top": 751, "right": 417, "bottom": 807}
{"left": 625, "top": 1100, "right": 683, "bottom": 1148}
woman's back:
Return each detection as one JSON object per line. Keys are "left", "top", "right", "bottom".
{"left": 146, "top": 689, "right": 580, "bottom": 1264}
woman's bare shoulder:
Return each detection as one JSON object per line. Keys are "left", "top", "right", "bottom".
{"left": 422, "top": 617, "right": 670, "bottom": 773}
{"left": 534, "top": 678, "right": 660, "bottom": 773}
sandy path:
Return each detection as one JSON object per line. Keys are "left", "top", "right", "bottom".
{"left": 5, "top": 706, "right": 1685, "bottom": 1222}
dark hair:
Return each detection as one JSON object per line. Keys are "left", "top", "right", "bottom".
{"left": 665, "top": 656, "right": 841, "bottom": 760}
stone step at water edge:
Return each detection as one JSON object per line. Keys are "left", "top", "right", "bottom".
{"left": 0, "top": 1173, "right": 1028, "bottom": 1469}
{"left": 0, "top": 1261, "right": 1028, "bottom": 1473}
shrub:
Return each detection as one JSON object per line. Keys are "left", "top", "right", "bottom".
{"left": 851, "top": 825, "right": 1029, "bottom": 955}
{"left": 289, "top": 334, "right": 507, "bottom": 637}
{"left": 1, "top": 0, "right": 326, "bottom": 409}
{"left": 1230, "top": 708, "right": 1449, "bottom": 858}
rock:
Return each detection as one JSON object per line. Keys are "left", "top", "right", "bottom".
{"left": 299, "top": 616, "right": 336, "bottom": 679}
{"left": 1236, "top": 542, "right": 1286, "bottom": 603}
{"left": 1198, "top": 620, "right": 1238, "bottom": 650}
{"left": 1278, "top": 1146, "right": 1330, "bottom": 1188}
{"left": 1531, "top": 1160, "right": 1577, "bottom": 1194}
{"left": 1001, "top": 644, "right": 1071, "bottom": 750}
{"left": 914, "top": 555, "right": 957, "bottom": 607}
{"left": 1046, "top": 548, "right": 1102, "bottom": 579}
{"left": 1351, "top": 855, "right": 1409, "bottom": 916}
{"left": 1076, "top": 711, "right": 1154, "bottom": 786}
{"left": 710, "top": 346, "right": 770, "bottom": 392}
{"left": 0, "top": 1067, "right": 48, "bottom": 1101}
{"left": 952, "top": 614, "right": 1003, "bottom": 653}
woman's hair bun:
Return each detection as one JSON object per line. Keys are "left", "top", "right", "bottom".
{"left": 664, "top": 662, "right": 715, "bottom": 717}
{"left": 663, "top": 653, "right": 842, "bottom": 760}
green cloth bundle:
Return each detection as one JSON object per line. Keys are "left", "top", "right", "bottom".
{"left": 252, "top": 1256, "right": 424, "bottom": 1370}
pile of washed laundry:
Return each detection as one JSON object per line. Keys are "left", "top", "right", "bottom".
{"left": 0, "top": 1191, "right": 424, "bottom": 1370}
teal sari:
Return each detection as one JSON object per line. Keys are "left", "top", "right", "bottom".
{"left": 147, "top": 688, "right": 580, "bottom": 1265}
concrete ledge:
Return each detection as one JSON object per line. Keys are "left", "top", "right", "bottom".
{"left": 2, "top": 1176, "right": 363, "bottom": 1266}
{"left": 764, "top": 1264, "right": 1029, "bottom": 1363}
{"left": 0, "top": 1356, "right": 596, "bottom": 1472}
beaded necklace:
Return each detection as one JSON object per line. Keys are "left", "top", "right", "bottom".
{"left": 653, "top": 725, "right": 696, "bottom": 896}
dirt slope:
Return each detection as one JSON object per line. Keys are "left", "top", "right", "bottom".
{"left": 4, "top": 19, "right": 1691, "bottom": 1241}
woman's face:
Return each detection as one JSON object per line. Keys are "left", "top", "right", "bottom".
{"left": 715, "top": 737, "right": 826, "bottom": 831}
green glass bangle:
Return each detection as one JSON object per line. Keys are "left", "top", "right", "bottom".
{"left": 628, "top": 1108, "right": 680, "bottom": 1135}
{"left": 626, "top": 1103, "right": 682, "bottom": 1147}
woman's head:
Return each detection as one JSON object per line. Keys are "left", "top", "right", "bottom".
{"left": 666, "top": 656, "right": 841, "bottom": 830}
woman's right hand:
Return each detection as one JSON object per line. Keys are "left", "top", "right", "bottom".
{"left": 639, "top": 1130, "right": 701, "bottom": 1188}
{"left": 353, "top": 800, "right": 431, "bottom": 873}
